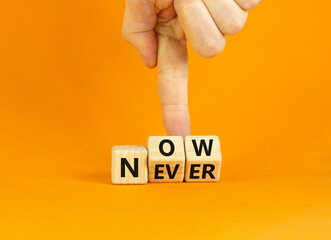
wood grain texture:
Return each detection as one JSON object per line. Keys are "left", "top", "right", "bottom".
{"left": 147, "top": 136, "right": 185, "bottom": 183}
{"left": 111, "top": 145, "right": 148, "bottom": 184}
{"left": 184, "top": 136, "right": 222, "bottom": 182}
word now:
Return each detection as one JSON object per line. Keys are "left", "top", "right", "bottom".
{"left": 112, "top": 136, "right": 222, "bottom": 184}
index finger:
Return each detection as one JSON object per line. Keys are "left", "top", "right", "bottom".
{"left": 157, "top": 27, "right": 190, "bottom": 138}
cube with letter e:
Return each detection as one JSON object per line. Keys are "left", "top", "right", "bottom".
{"left": 148, "top": 136, "right": 185, "bottom": 183}
{"left": 184, "top": 136, "right": 222, "bottom": 182}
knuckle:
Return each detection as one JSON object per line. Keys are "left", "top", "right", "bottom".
{"left": 175, "top": 0, "right": 197, "bottom": 13}
{"left": 198, "top": 38, "right": 226, "bottom": 58}
{"left": 121, "top": 29, "right": 130, "bottom": 42}
{"left": 240, "top": 0, "right": 260, "bottom": 10}
{"left": 161, "top": 103, "right": 189, "bottom": 119}
{"left": 221, "top": 15, "right": 247, "bottom": 35}
{"left": 158, "top": 68, "right": 187, "bottom": 81}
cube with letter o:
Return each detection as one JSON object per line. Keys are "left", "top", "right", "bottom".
{"left": 148, "top": 136, "right": 185, "bottom": 183}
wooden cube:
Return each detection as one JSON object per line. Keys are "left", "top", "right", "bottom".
{"left": 112, "top": 146, "right": 148, "bottom": 184}
{"left": 147, "top": 136, "right": 185, "bottom": 183}
{"left": 184, "top": 136, "right": 222, "bottom": 182}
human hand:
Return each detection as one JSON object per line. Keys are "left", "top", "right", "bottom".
{"left": 122, "top": 0, "right": 261, "bottom": 137}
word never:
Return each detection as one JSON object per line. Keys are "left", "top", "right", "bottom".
{"left": 112, "top": 136, "right": 222, "bottom": 184}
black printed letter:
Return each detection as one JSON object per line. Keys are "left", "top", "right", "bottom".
{"left": 202, "top": 164, "right": 215, "bottom": 179}
{"left": 166, "top": 164, "right": 180, "bottom": 179}
{"left": 192, "top": 139, "right": 213, "bottom": 156}
{"left": 121, "top": 158, "right": 138, "bottom": 178}
{"left": 159, "top": 139, "right": 175, "bottom": 156}
{"left": 155, "top": 164, "right": 164, "bottom": 179}
{"left": 189, "top": 164, "right": 201, "bottom": 179}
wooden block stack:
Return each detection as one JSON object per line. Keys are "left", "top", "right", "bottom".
{"left": 112, "top": 136, "right": 222, "bottom": 184}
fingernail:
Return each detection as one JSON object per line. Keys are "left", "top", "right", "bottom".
{"left": 141, "top": 55, "right": 149, "bottom": 67}
{"left": 143, "top": 58, "right": 149, "bottom": 67}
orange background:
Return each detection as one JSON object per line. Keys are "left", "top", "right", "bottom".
{"left": 1, "top": 0, "right": 331, "bottom": 239}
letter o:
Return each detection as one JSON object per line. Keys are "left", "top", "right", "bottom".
{"left": 159, "top": 139, "right": 175, "bottom": 156}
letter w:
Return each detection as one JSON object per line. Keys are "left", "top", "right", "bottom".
{"left": 192, "top": 139, "right": 213, "bottom": 156}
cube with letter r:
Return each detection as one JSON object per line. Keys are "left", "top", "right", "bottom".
{"left": 184, "top": 136, "right": 222, "bottom": 182}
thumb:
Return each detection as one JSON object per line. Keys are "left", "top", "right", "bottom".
{"left": 157, "top": 23, "right": 190, "bottom": 138}
{"left": 122, "top": 0, "right": 157, "bottom": 68}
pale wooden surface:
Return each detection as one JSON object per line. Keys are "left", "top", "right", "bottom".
{"left": 147, "top": 136, "right": 185, "bottom": 183}
{"left": 184, "top": 136, "right": 222, "bottom": 182}
{"left": 111, "top": 145, "right": 148, "bottom": 184}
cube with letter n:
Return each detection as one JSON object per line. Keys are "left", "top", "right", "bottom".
{"left": 184, "top": 136, "right": 222, "bottom": 182}
{"left": 112, "top": 145, "right": 148, "bottom": 184}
